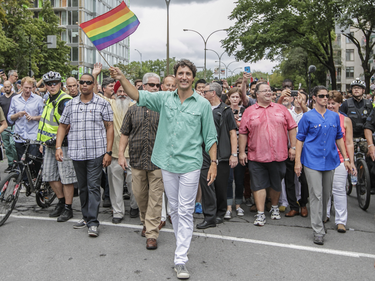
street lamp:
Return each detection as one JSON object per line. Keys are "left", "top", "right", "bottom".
{"left": 134, "top": 49, "right": 142, "bottom": 63}
{"left": 183, "top": 28, "right": 227, "bottom": 79}
{"left": 228, "top": 67, "right": 243, "bottom": 84}
{"left": 206, "top": 49, "right": 225, "bottom": 79}
{"left": 215, "top": 60, "right": 237, "bottom": 79}
{"left": 165, "top": 0, "right": 171, "bottom": 76}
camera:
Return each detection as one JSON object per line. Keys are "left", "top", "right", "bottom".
{"left": 290, "top": 90, "right": 299, "bottom": 97}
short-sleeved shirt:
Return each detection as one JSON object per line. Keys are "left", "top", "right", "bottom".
{"left": 7, "top": 93, "right": 44, "bottom": 142}
{"left": 239, "top": 102, "right": 297, "bottom": 163}
{"left": 296, "top": 109, "right": 343, "bottom": 171}
{"left": 59, "top": 94, "right": 113, "bottom": 161}
{"left": 137, "top": 89, "right": 217, "bottom": 174}
{"left": 0, "top": 93, "right": 17, "bottom": 126}
{"left": 120, "top": 105, "right": 160, "bottom": 171}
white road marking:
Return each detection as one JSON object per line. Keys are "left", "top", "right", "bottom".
{"left": 10, "top": 215, "right": 375, "bottom": 259}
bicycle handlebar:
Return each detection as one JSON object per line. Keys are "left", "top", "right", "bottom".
{"left": 4, "top": 129, "right": 44, "bottom": 145}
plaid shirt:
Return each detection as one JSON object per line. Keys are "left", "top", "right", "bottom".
{"left": 60, "top": 94, "right": 113, "bottom": 161}
{"left": 120, "top": 105, "right": 159, "bottom": 170}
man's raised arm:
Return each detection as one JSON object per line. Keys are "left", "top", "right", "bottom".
{"left": 110, "top": 67, "right": 139, "bottom": 102}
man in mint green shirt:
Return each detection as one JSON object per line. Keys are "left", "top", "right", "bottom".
{"left": 111, "top": 59, "right": 217, "bottom": 280}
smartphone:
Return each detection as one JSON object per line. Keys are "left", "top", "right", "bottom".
{"left": 0, "top": 69, "right": 3, "bottom": 74}
{"left": 291, "top": 90, "right": 299, "bottom": 97}
{"left": 244, "top": 66, "right": 251, "bottom": 73}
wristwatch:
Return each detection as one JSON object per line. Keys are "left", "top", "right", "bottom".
{"left": 211, "top": 159, "right": 218, "bottom": 165}
{"left": 231, "top": 153, "right": 238, "bottom": 157}
{"left": 105, "top": 151, "right": 112, "bottom": 156}
{"left": 291, "top": 147, "right": 296, "bottom": 150}
{"left": 344, "top": 158, "right": 350, "bottom": 162}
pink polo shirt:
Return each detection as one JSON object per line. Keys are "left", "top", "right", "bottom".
{"left": 239, "top": 102, "right": 297, "bottom": 163}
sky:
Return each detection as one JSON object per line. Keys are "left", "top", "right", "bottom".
{"left": 128, "top": 0, "right": 277, "bottom": 76}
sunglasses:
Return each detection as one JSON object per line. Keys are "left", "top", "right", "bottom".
{"left": 79, "top": 80, "right": 94, "bottom": 85}
{"left": 317, "top": 94, "right": 329, "bottom": 99}
{"left": 46, "top": 81, "right": 60, "bottom": 86}
{"left": 145, "top": 83, "right": 160, "bottom": 88}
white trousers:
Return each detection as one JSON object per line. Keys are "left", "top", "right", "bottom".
{"left": 162, "top": 169, "right": 200, "bottom": 265}
{"left": 327, "top": 163, "right": 348, "bottom": 225}
{"left": 161, "top": 192, "right": 171, "bottom": 221}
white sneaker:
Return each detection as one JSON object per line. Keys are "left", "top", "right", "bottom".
{"left": 175, "top": 264, "right": 189, "bottom": 279}
{"left": 224, "top": 210, "right": 232, "bottom": 219}
{"left": 270, "top": 207, "right": 281, "bottom": 220}
{"left": 254, "top": 213, "right": 266, "bottom": 226}
{"left": 236, "top": 207, "right": 245, "bottom": 216}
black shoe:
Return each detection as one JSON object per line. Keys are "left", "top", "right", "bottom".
{"left": 24, "top": 182, "right": 32, "bottom": 197}
{"left": 102, "top": 198, "right": 111, "bottom": 208}
{"left": 130, "top": 208, "right": 139, "bottom": 218}
{"left": 371, "top": 188, "right": 375, "bottom": 195}
{"left": 57, "top": 209, "right": 73, "bottom": 222}
{"left": 123, "top": 192, "right": 130, "bottom": 200}
{"left": 112, "top": 217, "right": 123, "bottom": 224}
{"left": 216, "top": 217, "right": 224, "bottom": 224}
{"left": 49, "top": 203, "right": 65, "bottom": 217}
{"left": 196, "top": 220, "right": 216, "bottom": 229}
{"left": 4, "top": 166, "right": 12, "bottom": 173}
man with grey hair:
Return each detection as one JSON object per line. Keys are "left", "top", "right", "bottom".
{"left": 7, "top": 70, "right": 18, "bottom": 92}
{"left": 102, "top": 77, "right": 116, "bottom": 99}
{"left": 118, "top": 72, "right": 164, "bottom": 250}
{"left": 196, "top": 82, "right": 238, "bottom": 229}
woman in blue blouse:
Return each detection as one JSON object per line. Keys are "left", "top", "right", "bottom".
{"left": 294, "top": 86, "right": 350, "bottom": 245}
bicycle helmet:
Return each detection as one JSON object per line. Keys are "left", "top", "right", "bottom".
{"left": 350, "top": 78, "right": 366, "bottom": 89}
{"left": 43, "top": 71, "right": 62, "bottom": 83}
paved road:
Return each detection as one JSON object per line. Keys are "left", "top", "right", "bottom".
{"left": 0, "top": 160, "right": 374, "bottom": 280}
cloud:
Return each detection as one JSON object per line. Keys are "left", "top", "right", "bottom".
{"left": 130, "top": 0, "right": 215, "bottom": 9}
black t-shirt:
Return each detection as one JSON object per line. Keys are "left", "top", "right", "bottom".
{"left": 202, "top": 102, "right": 237, "bottom": 169}
{"left": 0, "top": 93, "right": 17, "bottom": 125}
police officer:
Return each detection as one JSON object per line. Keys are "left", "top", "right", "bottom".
{"left": 340, "top": 78, "right": 371, "bottom": 139}
{"left": 38, "top": 71, "right": 78, "bottom": 222}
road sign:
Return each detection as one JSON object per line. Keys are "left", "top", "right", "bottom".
{"left": 47, "top": 35, "right": 56, "bottom": 49}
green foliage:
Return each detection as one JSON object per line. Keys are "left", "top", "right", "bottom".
{"left": 0, "top": 0, "right": 72, "bottom": 78}
{"left": 222, "top": 0, "right": 339, "bottom": 89}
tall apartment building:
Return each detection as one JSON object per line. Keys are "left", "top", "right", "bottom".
{"left": 30, "top": 0, "right": 130, "bottom": 78}
{"left": 334, "top": 26, "right": 374, "bottom": 92}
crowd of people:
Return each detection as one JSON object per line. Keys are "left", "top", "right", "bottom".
{"left": 0, "top": 63, "right": 375, "bottom": 279}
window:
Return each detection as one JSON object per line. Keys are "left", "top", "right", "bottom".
{"left": 33, "top": 0, "right": 38, "bottom": 8}
{"left": 61, "top": 11, "right": 67, "bottom": 25}
{"left": 346, "top": 67, "right": 354, "bottom": 78}
{"left": 71, "top": 47, "right": 78, "bottom": 61}
{"left": 336, "top": 67, "right": 341, "bottom": 82}
{"left": 346, "top": 49, "right": 354, "bottom": 61}
{"left": 68, "top": 29, "right": 79, "bottom": 43}
{"left": 68, "top": 11, "right": 78, "bottom": 25}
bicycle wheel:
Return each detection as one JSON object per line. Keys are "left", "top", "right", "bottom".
{"left": 346, "top": 174, "right": 352, "bottom": 195}
{"left": 356, "top": 159, "right": 371, "bottom": 210}
{"left": 0, "top": 173, "right": 21, "bottom": 226}
{"left": 35, "top": 181, "right": 56, "bottom": 208}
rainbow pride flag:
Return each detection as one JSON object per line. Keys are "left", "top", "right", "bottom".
{"left": 80, "top": 1, "right": 140, "bottom": 51}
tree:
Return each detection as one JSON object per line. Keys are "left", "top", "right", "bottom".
{"left": 34, "top": 0, "right": 73, "bottom": 77}
{"left": 222, "top": 0, "right": 339, "bottom": 90}
{"left": 337, "top": 0, "right": 375, "bottom": 94}
{"left": 0, "top": 0, "right": 72, "bottom": 78}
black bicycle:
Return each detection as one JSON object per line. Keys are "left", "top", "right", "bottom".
{"left": 346, "top": 138, "right": 371, "bottom": 210}
{"left": 0, "top": 130, "right": 56, "bottom": 226}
